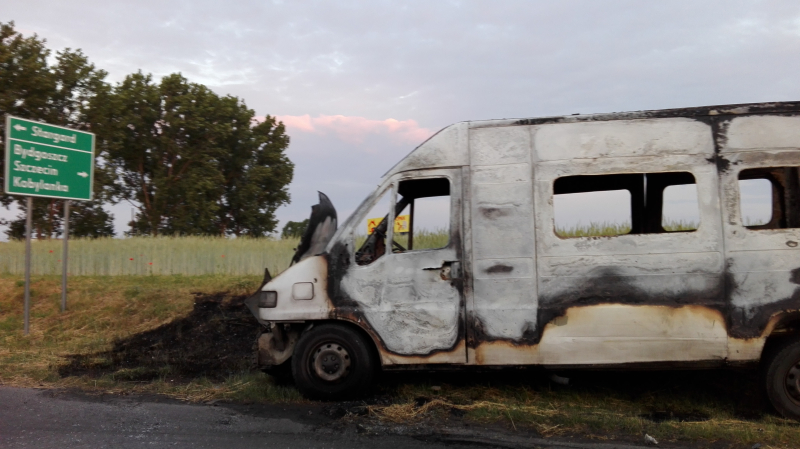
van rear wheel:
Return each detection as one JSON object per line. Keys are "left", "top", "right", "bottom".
{"left": 292, "top": 324, "right": 376, "bottom": 400}
{"left": 764, "top": 337, "right": 800, "bottom": 421}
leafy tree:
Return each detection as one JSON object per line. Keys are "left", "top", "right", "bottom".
{"left": 0, "top": 21, "right": 115, "bottom": 239}
{"left": 282, "top": 219, "right": 309, "bottom": 239}
{"left": 1, "top": 22, "right": 292, "bottom": 239}
{"left": 104, "top": 72, "right": 293, "bottom": 236}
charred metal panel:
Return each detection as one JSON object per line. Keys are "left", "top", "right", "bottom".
{"left": 472, "top": 163, "right": 530, "bottom": 184}
{"left": 718, "top": 115, "right": 800, "bottom": 343}
{"left": 257, "top": 256, "right": 332, "bottom": 322}
{"left": 530, "top": 118, "right": 729, "bottom": 363}
{"left": 382, "top": 123, "right": 468, "bottom": 180}
{"left": 470, "top": 126, "right": 531, "bottom": 166}
{"left": 291, "top": 192, "right": 337, "bottom": 264}
{"left": 506, "top": 101, "right": 800, "bottom": 128}
{"left": 472, "top": 258, "right": 536, "bottom": 341}
{"left": 533, "top": 118, "right": 713, "bottom": 162}
{"left": 331, "top": 168, "right": 467, "bottom": 363}
{"left": 539, "top": 304, "right": 729, "bottom": 365}
{"left": 472, "top": 183, "right": 535, "bottom": 258}
{"left": 474, "top": 305, "right": 728, "bottom": 366}
{"left": 341, "top": 248, "right": 461, "bottom": 355}
{"left": 467, "top": 126, "right": 538, "bottom": 351}
{"left": 723, "top": 115, "right": 800, "bottom": 151}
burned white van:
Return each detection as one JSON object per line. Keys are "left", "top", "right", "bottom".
{"left": 245, "top": 102, "right": 800, "bottom": 420}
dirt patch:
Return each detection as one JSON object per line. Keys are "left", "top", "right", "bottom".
{"left": 59, "top": 292, "right": 261, "bottom": 382}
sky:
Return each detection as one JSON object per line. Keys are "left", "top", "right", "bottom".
{"left": 2, "top": 0, "right": 800, "bottom": 238}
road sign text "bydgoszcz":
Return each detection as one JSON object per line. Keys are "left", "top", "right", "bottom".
{"left": 4, "top": 116, "right": 94, "bottom": 201}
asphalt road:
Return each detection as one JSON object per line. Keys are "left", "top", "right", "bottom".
{"left": 0, "top": 387, "right": 661, "bottom": 449}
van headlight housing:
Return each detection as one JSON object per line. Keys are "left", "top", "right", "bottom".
{"left": 258, "top": 291, "right": 278, "bottom": 308}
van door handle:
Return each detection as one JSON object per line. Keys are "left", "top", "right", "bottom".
{"left": 423, "top": 261, "right": 461, "bottom": 280}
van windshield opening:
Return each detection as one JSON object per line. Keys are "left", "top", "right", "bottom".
{"left": 355, "top": 177, "right": 450, "bottom": 265}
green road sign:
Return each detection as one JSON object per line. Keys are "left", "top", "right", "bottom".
{"left": 4, "top": 116, "right": 94, "bottom": 201}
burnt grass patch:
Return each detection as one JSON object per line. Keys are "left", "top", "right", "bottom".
{"left": 377, "top": 366, "right": 769, "bottom": 421}
{"left": 59, "top": 292, "right": 261, "bottom": 382}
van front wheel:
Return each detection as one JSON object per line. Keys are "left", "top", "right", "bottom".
{"left": 764, "top": 337, "right": 800, "bottom": 421}
{"left": 292, "top": 324, "right": 376, "bottom": 400}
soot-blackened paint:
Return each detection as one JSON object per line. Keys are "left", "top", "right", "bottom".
{"left": 728, "top": 267, "right": 800, "bottom": 338}
{"left": 468, "top": 313, "right": 539, "bottom": 347}
{"left": 512, "top": 102, "right": 800, "bottom": 127}
{"left": 468, "top": 262, "right": 800, "bottom": 349}
{"left": 485, "top": 264, "right": 514, "bottom": 274}
{"left": 480, "top": 207, "right": 511, "bottom": 219}
{"left": 292, "top": 192, "right": 338, "bottom": 265}
{"left": 324, "top": 239, "right": 468, "bottom": 358}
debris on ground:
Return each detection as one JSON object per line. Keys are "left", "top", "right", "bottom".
{"left": 644, "top": 433, "right": 659, "bottom": 445}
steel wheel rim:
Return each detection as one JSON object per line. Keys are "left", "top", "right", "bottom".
{"left": 786, "top": 358, "right": 800, "bottom": 405}
{"left": 311, "top": 342, "right": 351, "bottom": 383}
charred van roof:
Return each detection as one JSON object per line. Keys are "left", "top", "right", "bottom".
{"left": 464, "top": 101, "right": 800, "bottom": 128}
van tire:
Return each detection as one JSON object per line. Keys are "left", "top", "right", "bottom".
{"left": 292, "top": 324, "right": 376, "bottom": 400}
{"left": 763, "top": 337, "right": 800, "bottom": 421}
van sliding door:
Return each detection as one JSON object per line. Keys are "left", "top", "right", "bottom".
{"left": 718, "top": 115, "right": 800, "bottom": 361}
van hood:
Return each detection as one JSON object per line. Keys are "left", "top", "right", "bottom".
{"left": 291, "top": 192, "right": 337, "bottom": 265}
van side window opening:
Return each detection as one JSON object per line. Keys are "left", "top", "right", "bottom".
{"left": 553, "top": 172, "right": 700, "bottom": 238}
{"left": 395, "top": 178, "right": 451, "bottom": 252}
{"left": 738, "top": 167, "right": 800, "bottom": 229}
{"left": 662, "top": 184, "right": 701, "bottom": 231}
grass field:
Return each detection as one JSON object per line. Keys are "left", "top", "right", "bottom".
{"left": 0, "top": 236, "right": 298, "bottom": 276}
{"left": 0, "top": 221, "right": 703, "bottom": 277}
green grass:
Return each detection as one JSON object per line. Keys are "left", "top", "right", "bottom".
{"left": 555, "top": 219, "right": 699, "bottom": 238}
{"left": 0, "top": 236, "right": 299, "bottom": 276}
{"left": 356, "top": 227, "right": 451, "bottom": 252}
{"left": 0, "top": 220, "right": 706, "bottom": 278}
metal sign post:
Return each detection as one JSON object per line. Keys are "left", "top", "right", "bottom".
{"left": 4, "top": 116, "right": 94, "bottom": 333}
{"left": 23, "top": 196, "right": 32, "bottom": 335}
{"left": 61, "top": 200, "right": 70, "bottom": 312}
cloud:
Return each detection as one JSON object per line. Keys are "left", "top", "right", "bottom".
{"left": 273, "top": 114, "right": 434, "bottom": 145}
{"left": 7, "top": 0, "right": 800, "bottom": 236}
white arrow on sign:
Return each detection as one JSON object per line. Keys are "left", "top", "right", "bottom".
{"left": 13, "top": 124, "right": 27, "bottom": 131}
{"left": 77, "top": 172, "right": 88, "bottom": 178}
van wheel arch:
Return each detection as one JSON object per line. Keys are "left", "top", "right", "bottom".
{"left": 307, "top": 319, "right": 383, "bottom": 366}
{"left": 762, "top": 312, "right": 800, "bottom": 359}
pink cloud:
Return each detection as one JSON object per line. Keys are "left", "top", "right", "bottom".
{"left": 269, "top": 114, "right": 434, "bottom": 145}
